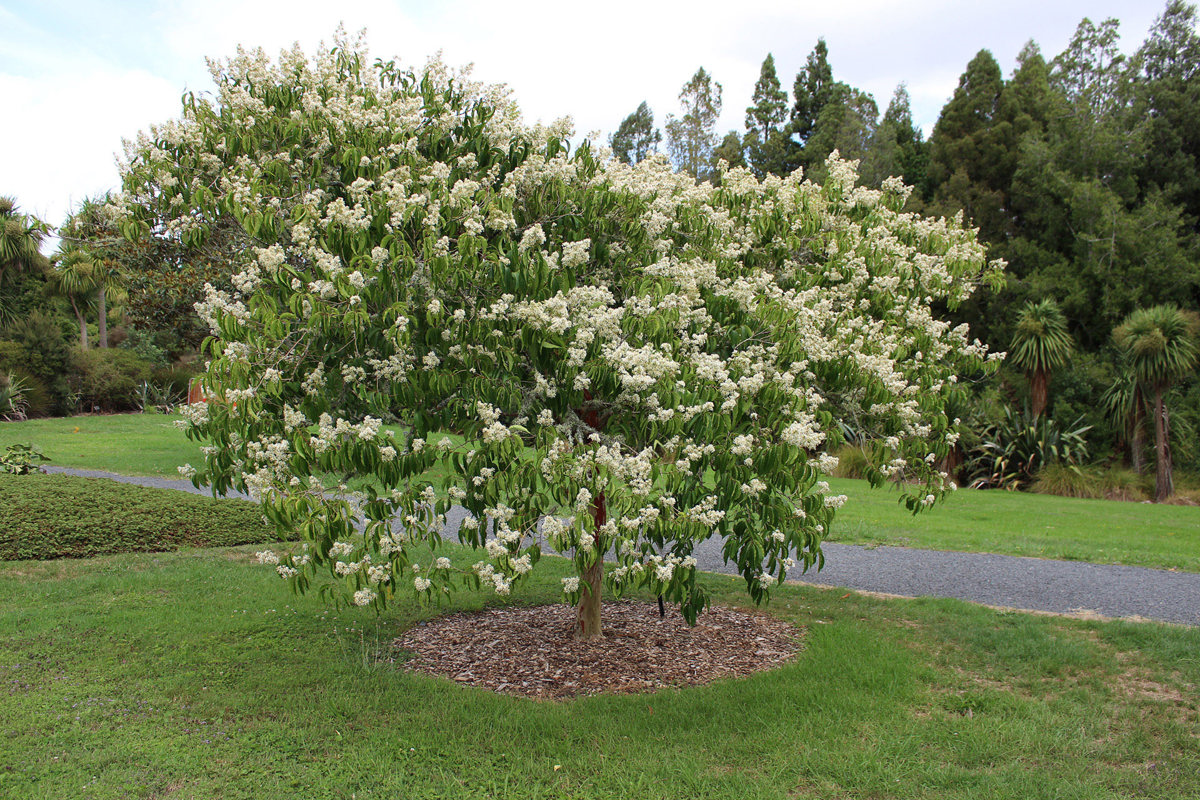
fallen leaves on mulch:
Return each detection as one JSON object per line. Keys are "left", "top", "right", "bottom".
{"left": 392, "top": 600, "right": 804, "bottom": 699}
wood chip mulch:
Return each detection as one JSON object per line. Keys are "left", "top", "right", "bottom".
{"left": 391, "top": 600, "right": 805, "bottom": 699}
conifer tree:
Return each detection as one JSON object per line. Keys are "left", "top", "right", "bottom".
{"left": 744, "top": 54, "right": 792, "bottom": 177}
{"left": 791, "top": 39, "right": 837, "bottom": 152}
{"left": 862, "top": 85, "right": 927, "bottom": 191}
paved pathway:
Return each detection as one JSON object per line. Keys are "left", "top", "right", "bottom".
{"left": 44, "top": 466, "right": 1200, "bottom": 626}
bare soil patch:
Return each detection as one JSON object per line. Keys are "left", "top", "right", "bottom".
{"left": 1118, "top": 667, "right": 1197, "bottom": 708}
{"left": 393, "top": 600, "right": 804, "bottom": 699}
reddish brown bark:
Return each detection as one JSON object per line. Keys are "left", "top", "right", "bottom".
{"left": 573, "top": 491, "right": 606, "bottom": 640}
{"left": 572, "top": 391, "right": 607, "bottom": 640}
{"left": 1030, "top": 368, "right": 1048, "bottom": 419}
{"left": 1153, "top": 391, "right": 1174, "bottom": 502}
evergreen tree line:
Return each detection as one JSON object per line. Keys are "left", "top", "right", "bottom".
{"left": 612, "top": 1, "right": 1200, "bottom": 482}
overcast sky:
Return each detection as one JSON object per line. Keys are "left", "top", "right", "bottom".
{"left": 1, "top": 0, "right": 1164, "bottom": 233}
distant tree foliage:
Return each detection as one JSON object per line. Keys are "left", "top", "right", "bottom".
{"left": 609, "top": 102, "right": 661, "bottom": 165}
{"left": 861, "top": 85, "right": 927, "bottom": 191}
{"left": 665, "top": 68, "right": 723, "bottom": 180}
{"left": 743, "top": 54, "right": 793, "bottom": 178}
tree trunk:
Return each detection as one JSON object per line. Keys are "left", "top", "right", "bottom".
{"left": 1030, "top": 368, "right": 1048, "bottom": 419}
{"left": 70, "top": 298, "right": 88, "bottom": 349}
{"left": 942, "top": 443, "right": 964, "bottom": 486}
{"left": 97, "top": 285, "right": 109, "bottom": 349}
{"left": 1130, "top": 400, "right": 1145, "bottom": 476}
{"left": 1153, "top": 390, "right": 1173, "bottom": 502}
{"left": 573, "top": 492, "right": 606, "bottom": 641}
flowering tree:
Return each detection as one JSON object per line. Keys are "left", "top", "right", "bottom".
{"left": 116, "top": 34, "right": 1002, "bottom": 639}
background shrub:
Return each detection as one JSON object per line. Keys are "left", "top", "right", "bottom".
{"left": 833, "top": 444, "right": 872, "bottom": 479}
{"left": 152, "top": 361, "right": 201, "bottom": 397}
{"left": 5, "top": 311, "right": 72, "bottom": 411}
{"left": 68, "top": 347, "right": 155, "bottom": 412}
{"left": 1030, "top": 464, "right": 1153, "bottom": 501}
{"left": 118, "top": 327, "right": 169, "bottom": 368}
{"left": 0, "top": 340, "right": 22, "bottom": 372}
{"left": 966, "top": 407, "right": 1091, "bottom": 490}
{"left": 0, "top": 474, "right": 284, "bottom": 560}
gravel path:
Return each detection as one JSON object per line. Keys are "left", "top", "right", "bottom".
{"left": 43, "top": 466, "right": 1200, "bottom": 626}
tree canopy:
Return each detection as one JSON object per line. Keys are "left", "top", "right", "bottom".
{"left": 665, "top": 68, "right": 723, "bottom": 180}
{"left": 118, "top": 36, "right": 1001, "bottom": 638}
{"left": 609, "top": 102, "right": 662, "bottom": 166}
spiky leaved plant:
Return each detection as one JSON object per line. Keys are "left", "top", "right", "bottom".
{"left": 1009, "top": 299, "right": 1073, "bottom": 418}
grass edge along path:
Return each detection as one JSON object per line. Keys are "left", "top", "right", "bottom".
{"left": 2, "top": 544, "right": 1199, "bottom": 799}
{"left": 21, "top": 466, "right": 1200, "bottom": 626}
{"left": 3, "top": 412, "right": 1199, "bottom": 572}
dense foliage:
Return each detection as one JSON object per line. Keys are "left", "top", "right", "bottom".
{"left": 966, "top": 407, "right": 1091, "bottom": 490}
{"left": 0, "top": 474, "right": 280, "bottom": 560}
{"left": 117, "top": 35, "right": 1000, "bottom": 635}
{"left": 652, "top": 3, "right": 1200, "bottom": 475}
{"left": 6, "top": 5, "right": 1197, "bottom": 496}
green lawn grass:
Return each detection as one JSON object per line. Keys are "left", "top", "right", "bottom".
{"left": 0, "top": 412, "right": 199, "bottom": 477}
{"left": 4, "top": 413, "right": 1199, "bottom": 572}
{"left": 825, "top": 477, "right": 1200, "bottom": 572}
{"left": 2, "top": 545, "right": 1198, "bottom": 799}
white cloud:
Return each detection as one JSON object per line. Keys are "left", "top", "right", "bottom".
{"left": 0, "top": 67, "right": 181, "bottom": 226}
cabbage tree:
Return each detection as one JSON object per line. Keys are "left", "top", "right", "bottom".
{"left": 0, "top": 197, "right": 50, "bottom": 325}
{"left": 46, "top": 246, "right": 100, "bottom": 348}
{"left": 1114, "top": 305, "right": 1200, "bottom": 501}
{"left": 1009, "top": 299, "right": 1073, "bottom": 418}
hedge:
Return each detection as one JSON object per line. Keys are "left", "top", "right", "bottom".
{"left": 0, "top": 474, "right": 284, "bottom": 560}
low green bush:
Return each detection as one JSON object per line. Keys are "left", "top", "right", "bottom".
{"left": 0, "top": 474, "right": 284, "bottom": 560}
{"left": 68, "top": 347, "right": 155, "bottom": 412}
{"left": 1030, "top": 464, "right": 1151, "bottom": 501}
{"left": 832, "top": 444, "right": 872, "bottom": 479}
{"left": 5, "top": 312, "right": 72, "bottom": 412}
{"left": 0, "top": 340, "right": 23, "bottom": 372}
{"left": 0, "top": 341, "right": 53, "bottom": 416}
{"left": 0, "top": 443, "right": 48, "bottom": 474}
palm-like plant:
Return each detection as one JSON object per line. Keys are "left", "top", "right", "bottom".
{"left": 46, "top": 247, "right": 100, "bottom": 348}
{"left": 0, "top": 197, "right": 51, "bottom": 324}
{"left": 0, "top": 197, "right": 50, "bottom": 279}
{"left": 1100, "top": 365, "right": 1146, "bottom": 475}
{"left": 58, "top": 197, "right": 125, "bottom": 348}
{"left": 1009, "top": 299, "right": 1074, "bottom": 418}
{"left": 0, "top": 372, "right": 31, "bottom": 421}
{"left": 1114, "top": 305, "right": 1200, "bottom": 502}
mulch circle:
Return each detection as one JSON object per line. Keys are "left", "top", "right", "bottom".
{"left": 392, "top": 599, "right": 805, "bottom": 700}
